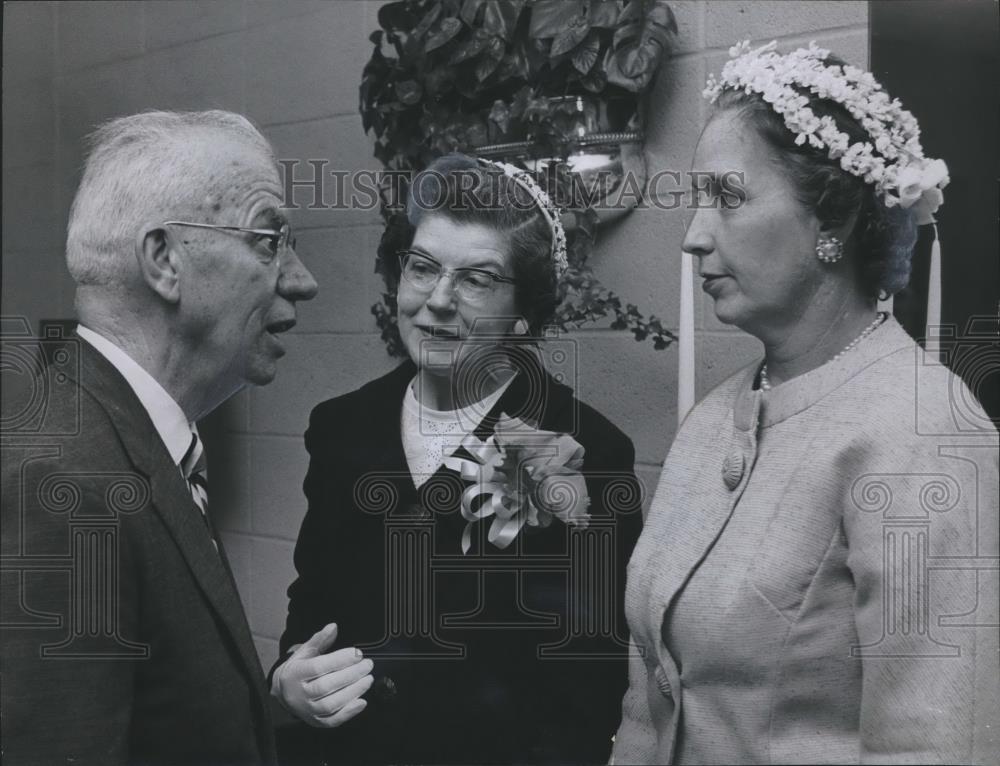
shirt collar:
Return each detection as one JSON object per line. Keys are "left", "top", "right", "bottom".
{"left": 76, "top": 325, "right": 195, "bottom": 467}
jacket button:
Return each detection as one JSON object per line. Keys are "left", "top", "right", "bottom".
{"left": 654, "top": 665, "right": 672, "bottom": 697}
{"left": 722, "top": 449, "right": 745, "bottom": 490}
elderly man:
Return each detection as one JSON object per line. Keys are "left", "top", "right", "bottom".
{"left": 1, "top": 111, "right": 370, "bottom": 765}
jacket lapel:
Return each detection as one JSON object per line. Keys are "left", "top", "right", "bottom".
{"left": 640, "top": 372, "right": 762, "bottom": 656}
{"left": 70, "top": 342, "right": 270, "bottom": 713}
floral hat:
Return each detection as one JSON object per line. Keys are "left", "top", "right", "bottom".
{"left": 704, "top": 40, "right": 948, "bottom": 225}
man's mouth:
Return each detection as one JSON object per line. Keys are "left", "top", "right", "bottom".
{"left": 266, "top": 318, "right": 297, "bottom": 335}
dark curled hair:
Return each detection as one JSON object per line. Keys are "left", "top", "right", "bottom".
{"left": 389, "top": 153, "right": 558, "bottom": 333}
{"left": 715, "top": 57, "right": 918, "bottom": 298}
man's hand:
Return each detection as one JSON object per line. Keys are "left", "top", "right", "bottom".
{"left": 272, "top": 623, "right": 374, "bottom": 728}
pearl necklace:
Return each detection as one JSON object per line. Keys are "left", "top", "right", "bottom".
{"left": 759, "top": 312, "right": 887, "bottom": 392}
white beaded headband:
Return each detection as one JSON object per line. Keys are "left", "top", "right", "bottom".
{"left": 477, "top": 158, "right": 569, "bottom": 277}
{"left": 704, "top": 40, "right": 948, "bottom": 225}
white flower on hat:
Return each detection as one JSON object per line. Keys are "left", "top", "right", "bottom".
{"left": 703, "top": 40, "right": 949, "bottom": 224}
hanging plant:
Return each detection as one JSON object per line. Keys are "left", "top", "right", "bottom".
{"left": 360, "top": 0, "right": 678, "bottom": 355}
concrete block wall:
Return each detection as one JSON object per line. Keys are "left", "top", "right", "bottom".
{"left": 1, "top": 0, "right": 868, "bottom": 670}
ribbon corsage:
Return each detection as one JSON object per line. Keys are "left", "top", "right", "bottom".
{"left": 443, "top": 414, "right": 591, "bottom": 554}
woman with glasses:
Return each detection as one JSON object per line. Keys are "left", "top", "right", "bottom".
{"left": 271, "top": 153, "right": 643, "bottom": 764}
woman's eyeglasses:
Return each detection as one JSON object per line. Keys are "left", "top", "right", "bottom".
{"left": 397, "top": 250, "right": 518, "bottom": 305}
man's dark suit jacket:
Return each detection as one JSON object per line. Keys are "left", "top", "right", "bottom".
{"left": 1, "top": 338, "right": 276, "bottom": 765}
{"left": 275, "top": 359, "right": 643, "bottom": 765}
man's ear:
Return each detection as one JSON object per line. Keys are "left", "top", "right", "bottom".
{"left": 136, "top": 224, "right": 181, "bottom": 303}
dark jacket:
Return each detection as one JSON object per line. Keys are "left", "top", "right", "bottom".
{"left": 1, "top": 337, "right": 276, "bottom": 766}
{"left": 275, "top": 359, "right": 643, "bottom": 765}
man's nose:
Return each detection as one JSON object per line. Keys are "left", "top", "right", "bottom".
{"left": 278, "top": 248, "right": 319, "bottom": 301}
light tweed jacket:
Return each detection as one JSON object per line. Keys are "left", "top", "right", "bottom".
{"left": 613, "top": 317, "right": 999, "bottom": 765}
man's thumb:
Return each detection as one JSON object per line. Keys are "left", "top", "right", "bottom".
{"left": 294, "top": 622, "right": 338, "bottom": 660}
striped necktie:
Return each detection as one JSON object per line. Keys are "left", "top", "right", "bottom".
{"left": 181, "top": 430, "right": 217, "bottom": 551}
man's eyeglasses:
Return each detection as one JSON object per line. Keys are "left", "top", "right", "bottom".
{"left": 397, "top": 250, "right": 518, "bottom": 305}
{"left": 163, "top": 220, "right": 295, "bottom": 260}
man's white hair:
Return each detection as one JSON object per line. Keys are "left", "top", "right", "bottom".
{"left": 66, "top": 110, "right": 276, "bottom": 286}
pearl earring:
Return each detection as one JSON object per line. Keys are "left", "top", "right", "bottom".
{"left": 816, "top": 235, "right": 844, "bottom": 263}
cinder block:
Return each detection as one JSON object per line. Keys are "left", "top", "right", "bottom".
{"left": 249, "top": 333, "right": 399, "bottom": 435}
{"left": 2, "top": 80, "right": 55, "bottom": 169}
{"left": 697, "top": 330, "right": 762, "bottom": 397}
{"left": 266, "top": 116, "right": 382, "bottom": 229}
{"left": 56, "top": 1, "right": 145, "bottom": 73}
{"left": 2, "top": 164, "right": 60, "bottom": 254}
{"left": 669, "top": 1, "right": 705, "bottom": 55}
{"left": 246, "top": 0, "right": 336, "bottom": 27}
{"left": 249, "top": 536, "right": 297, "bottom": 639}
{"left": 144, "top": 0, "right": 247, "bottom": 50}
{"left": 812, "top": 29, "right": 868, "bottom": 69}
{"left": 244, "top": 3, "right": 371, "bottom": 127}
{"left": 201, "top": 432, "right": 251, "bottom": 534}
{"left": 569, "top": 330, "right": 676, "bottom": 466}
{"left": 292, "top": 226, "right": 386, "bottom": 334}
{"left": 143, "top": 32, "right": 247, "bottom": 112}
{"left": 705, "top": 1, "right": 867, "bottom": 49}
{"left": 0, "top": 251, "right": 72, "bottom": 331}
{"left": 253, "top": 636, "right": 280, "bottom": 675}
{"left": 592, "top": 205, "right": 689, "bottom": 331}
{"left": 2, "top": 2, "right": 55, "bottom": 85}
{"left": 645, "top": 54, "right": 708, "bottom": 186}
{"left": 249, "top": 435, "right": 309, "bottom": 541}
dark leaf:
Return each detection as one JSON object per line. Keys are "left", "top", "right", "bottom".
{"left": 510, "top": 84, "right": 533, "bottom": 118}
{"left": 424, "top": 67, "right": 455, "bottom": 96}
{"left": 587, "top": 0, "right": 620, "bottom": 27}
{"left": 580, "top": 68, "right": 607, "bottom": 92}
{"left": 474, "top": 36, "right": 505, "bottom": 81}
{"left": 425, "top": 17, "right": 463, "bottom": 52}
{"left": 395, "top": 79, "right": 423, "bottom": 105}
{"left": 488, "top": 99, "right": 511, "bottom": 134}
{"left": 465, "top": 118, "right": 489, "bottom": 147}
{"left": 529, "top": 0, "right": 586, "bottom": 38}
{"left": 412, "top": 3, "right": 443, "bottom": 39}
{"left": 550, "top": 13, "right": 591, "bottom": 57}
{"left": 449, "top": 27, "right": 490, "bottom": 63}
{"left": 378, "top": 1, "right": 417, "bottom": 32}
{"left": 460, "top": 0, "right": 486, "bottom": 25}
{"left": 605, "top": 0, "right": 674, "bottom": 92}
{"left": 482, "top": 0, "right": 525, "bottom": 41}
{"left": 571, "top": 30, "right": 600, "bottom": 74}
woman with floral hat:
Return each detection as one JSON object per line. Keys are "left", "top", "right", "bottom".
{"left": 613, "top": 42, "right": 998, "bottom": 764}
{"left": 272, "top": 153, "right": 643, "bottom": 764}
